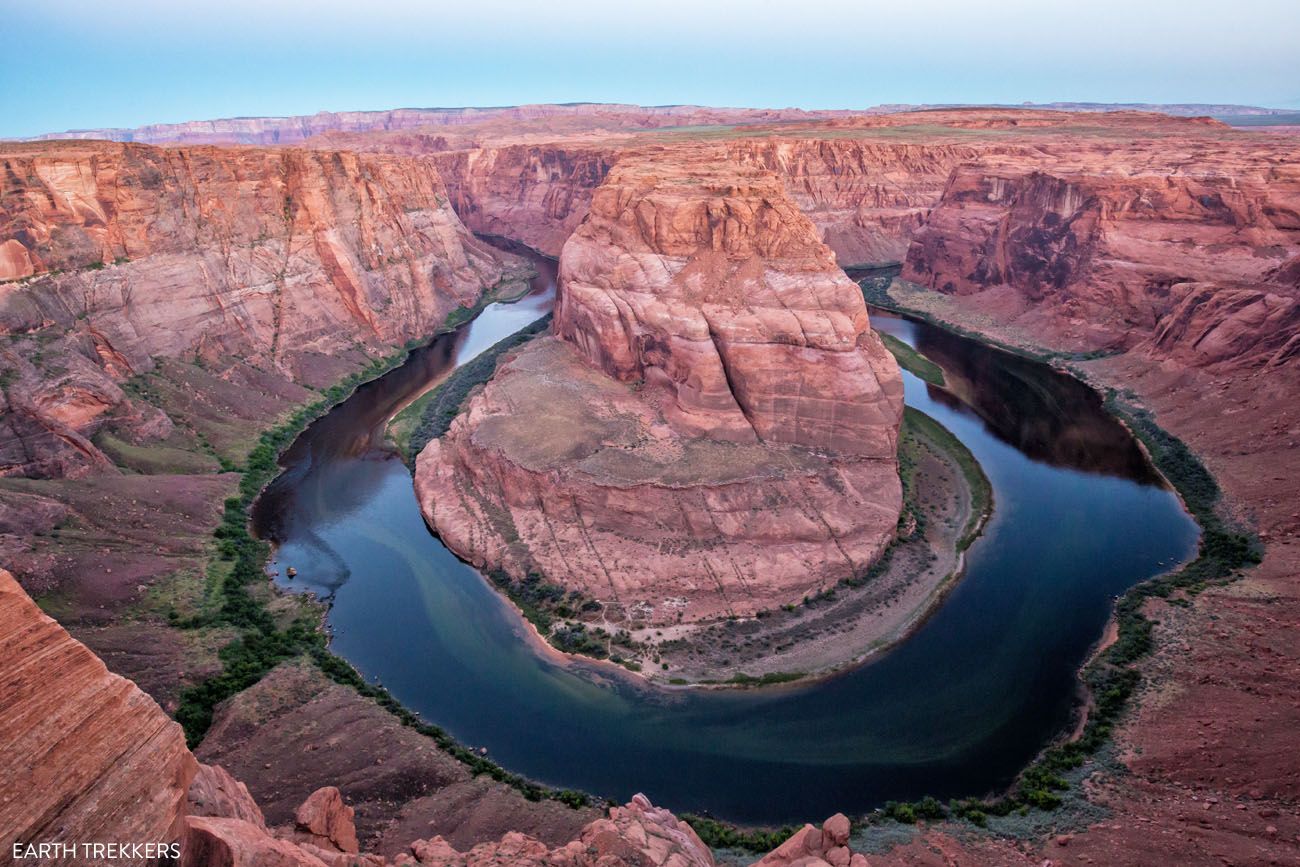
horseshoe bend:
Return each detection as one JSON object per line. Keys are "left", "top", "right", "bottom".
{"left": 414, "top": 151, "right": 906, "bottom": 627}
{"left": 2, "top": 45, "right": 1300, "bottom": 867}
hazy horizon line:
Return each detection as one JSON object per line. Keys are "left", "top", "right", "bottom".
{"left": 15, "top": 98, "right": 1300, "bottom": 141}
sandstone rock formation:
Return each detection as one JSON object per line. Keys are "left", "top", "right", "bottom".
{"left": 417, "top": 151, "right": 903, "bottom": 623}
{"left": 180, "top": 788, "right": 712, "bottom": 867}
{"left": 185, "top": 816, "right": 334, "bottom": 867}
{"left": 422, "top": 137, "right": 974, "bottom": 266}
{"left": 0, "top": 568, "right": 197, "bottom": 856}
{"left": 391, "top": 794, "right": 714, "bottom": 867}
{"left": 188, "top": 763, "right": 268, "bottom": 829}
{"left": 432, "top": 144, "right": 615, "bottom": 256}
{"left": 293, "top": 787, "right": 360, "bottom": 855}
{"left": 1143, "top": 281, "right": 1300, "bottom": 369}
{"left": 0, "top": 140, "right": 520, "bottom": 477}
{"left": 754, "top": 813, "right": 870, "bottom": 867}
{"left": 400, "top": 109, "right": 1242, "bottom": 274}
{"left": 725, "top": 139, "right": 1015, "bottom": 267}
{"left": 902, "top": 156, "right": 1300, "bottom": 359}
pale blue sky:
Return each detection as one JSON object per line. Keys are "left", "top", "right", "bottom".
{"left": 4, "top": 0, "right": 1298, "bottom": 138}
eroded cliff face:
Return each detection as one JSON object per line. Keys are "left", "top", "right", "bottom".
{"left": 0, "top": 561, "right": 709, "bottom": 867}
{"left": 432, "top": 145, "right": 616, "bottom": 257}
{"left": 0, "top": 568, "right": 197, "bottom": 856}
{"left": 726, "top": 139, "right": 1024, "bottom": 266}
{"left": 902, "top": 157, "right": 1300, "bottom": 357}
{"left": 425, "top": 138, "right": 987, "bottom": 268}
{"left": 416, "top": 151, "right": 904, "bottom": 624}
{"left": 0, "top": 140, "right": 518, "bottom": 477}
{"left": 554, "top": 151, "right": 902, "bottom": 455}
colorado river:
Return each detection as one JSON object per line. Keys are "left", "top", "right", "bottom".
{"left": 252, "top": 249, "right": 1198, "bottom": 824}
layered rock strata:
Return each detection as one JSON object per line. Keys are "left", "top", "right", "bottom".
{"left": 29, "top": 103, "right": 848, "bottom": 146}
{"left": 0, "top": 568, "right": 197, "bottom": 856}
{"left": 416, "top": 152, "right": 903, "bottom": 624}
{"left": 902, "top": 157, "right": 1300, "bottom": 358}
{"left": 0, "top": 140, "right": 517, "bottom": 477}
{"left": 431, "top": 145, "right": 616, "bottom": 256}
{"left": 0, "top": 564, "right": 712, "bottom": 866}
{"left": 725, "top": 139, "right": 1018, "bottom": 266}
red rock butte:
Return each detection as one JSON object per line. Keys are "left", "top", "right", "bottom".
{"left": 415, "top": 150, "right": 904, "bottom": 624}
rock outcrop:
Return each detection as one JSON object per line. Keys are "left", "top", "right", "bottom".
{"left": 188, "top": 763, "right": 268, "bottom": 829}
{"left": 180, "top": 789, "right": 711, "bottom": 867}
{"left": 416, "top": 151, "right": 903, "bottom": 624}
{"left": 432, "top": 144, "right": 616, "bottom": 257}
{"left": 393, "top": 794, "right": 714, "bottom": 867}
{"left": 0, "top": 140, "right": 519, "bottom": 477}
{"left": 902, "top": 156, "right": 1300, "bottom": 359}
{"left": 754, "top": 813, "right": 870, "bottom": 867}
{"left": 292, "top": 787, "right": 360, "bottom": 855}
{"left": 0, "top": 568, "right": 197, "bottom": 856}
{"left": 1142, "top": 281, "right": 1300, "bottom": 369}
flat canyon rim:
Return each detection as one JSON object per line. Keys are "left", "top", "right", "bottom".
{"left": 251, "top": 254, "right": 1198, "bottom": 825}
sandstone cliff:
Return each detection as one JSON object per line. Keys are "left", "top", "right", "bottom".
{"left": 432, "top": 144, "right": 615, "bottom": 257}
{"left": 404, "top": 110, "right": 1233, "bottom": 274}
{"left": 902, "top": 155, "right": 1300, "bottom": 358}
{"left": 0, "top": 568, "right": 197, "bottom": 856}
{"left": 416, "top": 151, "right": 903, "bottom": 624}
{"left": 424, "top": 137, "right": 974, "bottom": 268}
{"left": 0, "top": 562, "right": 713, "bottom": 866}
{"left": 0, "top": 140, "right": 518, "bottom": 477}
{"left": 726, "top": 139, "right": 1021, "bottom": 266}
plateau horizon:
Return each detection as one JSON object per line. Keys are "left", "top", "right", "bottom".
{"left": 5, "top": 0, "right": 1299, "bottom": 137}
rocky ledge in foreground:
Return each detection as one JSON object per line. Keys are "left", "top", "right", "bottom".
{"left": 0, "top": 564, "right": 715, "bottom": 867}
{"left": 415, "top": 150, "right": 904, "bottom": 625}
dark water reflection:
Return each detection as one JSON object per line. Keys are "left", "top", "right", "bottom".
{"left": 251, "top": 259, "right": 1198, "bottom": 824}
{"left": 900, "top": 318, "right": 1159, "bottom": 483}
{"left": 847, "top": 262, "right": 1154, "bottom": 483}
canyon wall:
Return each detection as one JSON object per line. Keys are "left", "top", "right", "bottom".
{"left": 412, "top": 111, "right": 1230, "bottom": 273}
{"left": 0, "top": 568, "right": 197, "bottom": 857}
{"left": 902, "top": 157, "right": 1300, "bottom": 358}
{"left": 0, "top": 563, "right": 713, "bottom": 866}
{"left": 416, "top": 150, "right": 904, "bottom": 624}
{"left": 726, "top": 139, "right": 1017, "bottom": 266}
{"left": 424, "top": 138, "right": 982, "bottom": 267}
{"left": 431, "top": 145, "right": 616, "bottom": 256}
{"left": 0, "top": 140, "right": 517, "bottom": 477}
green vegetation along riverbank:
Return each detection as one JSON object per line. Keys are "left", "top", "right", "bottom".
{"left": 880, "top": 331, "right": 946, "bottom": 386}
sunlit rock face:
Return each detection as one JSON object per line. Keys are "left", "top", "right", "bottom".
{"left": 0, "top": 140, "right": 518, "bottom": 477}
{"left": 417, "top": 149, "right": 904, "bottom": 624}
{"left": 0, "top": 569, "right": 197, "bottom": 857}
{"left": 903, "top": 155, "right": 1300, "bottom": 361}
